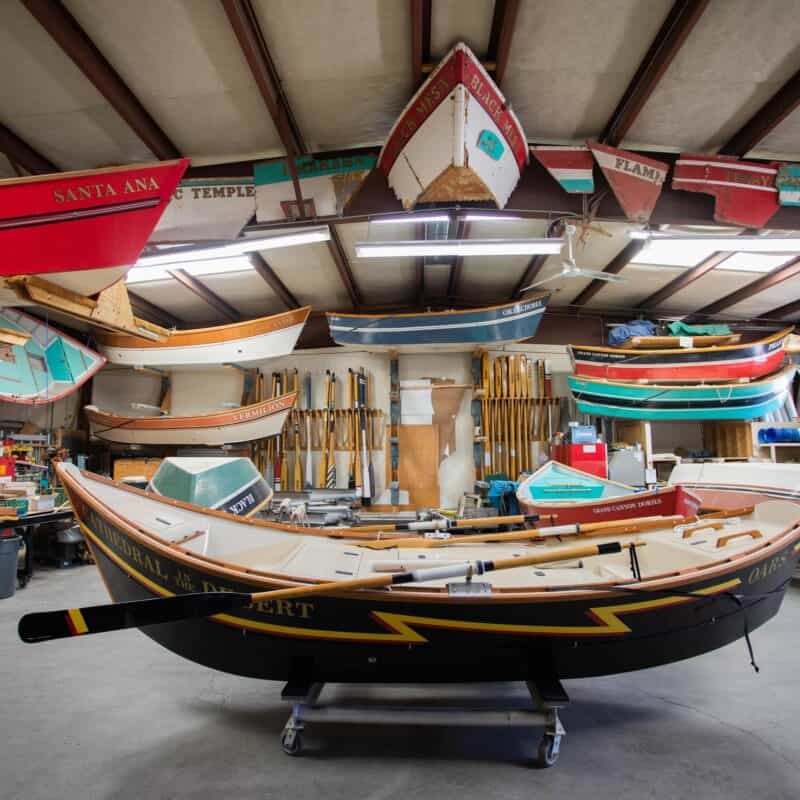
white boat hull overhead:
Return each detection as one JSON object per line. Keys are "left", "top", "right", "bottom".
{"left": 97, "top": 307, "right": 311, "bottom": 369}
{"left": 85, "top": 393, "right": 297, "bottom": 447}
{"left": 379, "top": 43, "right": 528, "bottom": 209}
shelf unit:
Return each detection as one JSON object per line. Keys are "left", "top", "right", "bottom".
{"left": 751, "top": 421, "right": 800, "bottom": 463}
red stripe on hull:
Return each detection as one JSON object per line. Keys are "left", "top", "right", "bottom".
{"left": 573, "top": 349, "right": 785, "bottom": 382}
{"left": 0, "top": 160, "right": 188, "bottom": 277}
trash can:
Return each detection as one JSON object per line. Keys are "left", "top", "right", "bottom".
{"left": 0, "top": 534, "right": 21, "bottom": 599}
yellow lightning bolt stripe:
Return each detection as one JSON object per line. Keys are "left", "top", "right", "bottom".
{"left": 67, "top": 608, "right": 89, "bottom": 635}
{"left": 79, "top": 517, "right": 743, "bottom": 644}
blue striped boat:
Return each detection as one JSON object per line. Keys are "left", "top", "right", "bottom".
{"left": 0, "top": 309, "right": 105, "bottom": 405}
{"left": 326, "top": 293, "right": 550, "bottom": 350}
{"left": 568, "top": 365, "right": 796, "bottom": 421}
{"left": 518, "top": 461, "right": 632, "bottom": 501}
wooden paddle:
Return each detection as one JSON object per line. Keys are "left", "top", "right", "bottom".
{"left": 18, "top": 539, "right": 639, "bottom": 644}
{"left": 350, "top": 513, "right": 547, "bottom": 534}
{"left": 359, "top": 514, "right": 684, "bottom": 550}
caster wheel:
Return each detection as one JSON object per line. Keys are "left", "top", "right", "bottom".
{"left": 281, "top": 729, "right": 303, "bottom": 756}
{"left": 536, "top": 734, "right": 560, "bottom": 768}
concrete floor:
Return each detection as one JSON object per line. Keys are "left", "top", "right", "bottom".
{"left": 2, "top": 566, "right": 799, "bottom": 800}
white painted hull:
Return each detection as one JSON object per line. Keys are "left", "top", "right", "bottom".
{"left": 379, "top": 43, "right": 527, "bottom": 209}
{"left": 99, "top": 321, "right": 306, "bottom": 369}
{"left": 88, "top": 409, "right": 291, "bottom": 446}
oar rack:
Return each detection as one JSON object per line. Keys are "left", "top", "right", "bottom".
{"left": 244, "top": 368, "right": 384, "bottom": 491}
{"left": 473, "top": 352, "right": 561, "bottom": 480}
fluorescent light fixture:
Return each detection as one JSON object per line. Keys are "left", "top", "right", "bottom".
{"left": 461, "top": 213, "right": 522, "bottom": 222}
{"left": 126, "top": 255, "right": 254, "bottom": 284}
{"left": 715, "top": 252, "right": 794, "bottom": 273}
{"left": 629, "top": 230, "right": 800, "bottom": 252}
{"left": 137, "top": 225, "right": 331, "bottom": 266}
{"left": 355, "top": 238, "right": 563, "bottom": 258}
{"left": 370, "top": 214, "right": 451, "bottom": 224}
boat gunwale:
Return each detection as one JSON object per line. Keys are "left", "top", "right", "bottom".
{"left": 325, "top": 292, "right": 550, "bottom": 321}
{"left": 59, "top": 464, "right": 800, "bottom": 605}
{"left": 568, "top": 363, "right": 797, "bottom": 392}
{"left": 96, "top": 306, "right": 311, "bottom": 349}
{"left": 570, "top": 327, "right": 793, "bottom": 358}
{"left": 85, "top": 391, "right": 297, "bottom": 430}
{"left": 0, "top": 159, "right": 190, "bottom": 189}
{"left": 0, "top": 308, "right": 107, "bottom": 405}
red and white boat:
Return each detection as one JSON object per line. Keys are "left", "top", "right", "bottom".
{"left": 516, "top": 461, "right": 702, "bottom": 526}
{"left": 672, "top": 154, "right": 779, "bottom": 227}
{"left": 569, "top": 327, "right": 792, "bottom": 383}
{"left": 0, "top": 159, "right": 189, "bottom": 296}
{"left": 379, "top": 42, "right": 528, "bottom": 209}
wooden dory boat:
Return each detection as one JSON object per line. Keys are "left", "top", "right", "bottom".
{"left": 84, "top": 392, "right": 297, "bottom": 446}
{"left": 1, "top": 160, "right": 188, "bottom": 297}
{"left": 326, "top": 294, "right": 550, "bottom": 351}
{"left": 36, "top": 463, "right": 800, "bottom": 684}
{"left": 516, "top": 461, "right": 702, "bottom": 525}
{"left": 379, "top": 42, "right": 528, "bottom": 209}
{"left": 568, "top": 365, "right": 796, "bottom": 421}
{"left": 569, "top": 327, "right": 791, "bottom": 383}
{"left": 0, "top": 308, "right": 105, "bottom": 404}
{"left": 97, "top": 306, "right": 311, "bottom": 368}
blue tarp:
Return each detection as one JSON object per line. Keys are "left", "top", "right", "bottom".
{"left": 607, "top": 320, "right": 656, "bottom": 347}
{"left": 487, "top": 480, "right": 520, "bottom": 515}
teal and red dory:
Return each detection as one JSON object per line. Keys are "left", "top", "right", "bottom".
{"left": 0, "top": 309, "right": 105, "bottom": 404}
{"left": 568, "top": 365, "right": 796, "bottom": 421}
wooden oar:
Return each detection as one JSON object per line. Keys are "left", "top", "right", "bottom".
{"left": 350, "top": 513, "right": 546, "bottom": 534}
{"left": 18, "top": 540, "right": 637, "bottom": 644}
{"left": 359, "top": 514, "right": 684, "bottom": 550}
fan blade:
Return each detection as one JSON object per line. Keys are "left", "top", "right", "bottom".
{"left": 571, "top": 269, "right": 626, "bottom": 283}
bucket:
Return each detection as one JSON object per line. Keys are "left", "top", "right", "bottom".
{"left": 0, "top": 535, "right": 21, "bottom": 599}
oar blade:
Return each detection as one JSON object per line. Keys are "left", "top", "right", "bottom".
{"left": 18, "top": 592, "right": 252, "bottom": 644}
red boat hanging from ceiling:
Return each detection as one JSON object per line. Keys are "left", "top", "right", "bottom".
{"left": 0, "top": 159, "right": 189, "bottom": 295}
{"left": 671, "top": 154, "right": 779, "bottom": 227}
{"left": 587, "top": 141, "right": 668, "bottom": 223}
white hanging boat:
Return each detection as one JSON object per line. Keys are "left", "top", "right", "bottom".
{"left": 378, "top": 42, "right": 528, "bottom": 209}
{"left": 96, "top": 306, "right": 311, "bottom": 368}
{"left": 84, "top": 392, "right": 297, "bottom": 446}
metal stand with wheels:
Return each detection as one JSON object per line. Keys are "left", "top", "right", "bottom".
{"left": 279, "top": 678, "right": 569, "bottom": 767}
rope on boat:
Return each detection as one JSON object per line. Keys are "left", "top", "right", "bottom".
{"left": 606, "top": 578, "right": 794, "bottom": 674}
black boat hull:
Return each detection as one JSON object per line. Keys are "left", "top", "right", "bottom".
{"left": 75, "top": 493, "right": 800, "bottom": 683}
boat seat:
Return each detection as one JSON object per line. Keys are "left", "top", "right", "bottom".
{"left": 599, "top": 563, "right": 636, "bottom": 581}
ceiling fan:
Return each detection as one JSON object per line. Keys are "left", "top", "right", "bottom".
{"left": 523, "top": 223, "right": 627, "bottom": 290}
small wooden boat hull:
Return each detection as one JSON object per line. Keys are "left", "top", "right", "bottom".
{"left": 85, "top": 392, "right": 297, "bottom": 446}
{"left": 0, "top": 308, "right": 105, "bottom": 404}
{"left": 570, "top": 328, "right": 790, "bottom": 383}
{"left": 379, "top": 43, "right": 528, "bottom": 209}
{"left": 0, "top": 160, "right": 189, "bottom": 291}
{"left": 326, "top": 294, "right": 549, "bottom": 351}
{"left": 568, "top": 366, "right": 796, "bottom": 421}
{"left": 97, "top": 307, "right": 311, "bottom": 368}
{"left": 669, "top": 462, "right": 800, "bottom": 509}
{"left": 60, "top": 465, "right": 800, "bottom": 683}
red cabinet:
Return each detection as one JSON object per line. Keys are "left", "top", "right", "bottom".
{"left": 550, "top": 443, "right": 608, "bottom": 478}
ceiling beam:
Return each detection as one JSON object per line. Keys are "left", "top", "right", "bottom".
{"left": 601, "top": 0, "right": 709, "bottom": 146}
{"left": 327, "top": 225, "right": 363, "bottom": 309}
{"left": 486, "top": 0, "right": 520, "bottom": 87}
{"left": 720, "top": 68, "right": 800, "bottom": 156}
{"left": 250, "top": 252, "right": 300, "bottom": 309}
{"left": 220, "top": 0, "right": 306, "bottom": 214}
{"left": 636, "top": 251, "right": 731, "bottom": 310}
{"left": 511, "top": 254, "right": 549, "bottom": 300}
{"left": 167, "top": 270, "right": 241, "bottom": 322}
{"left": 570, "top": 239, "right": 646, "bottom": 307}
{"left": 21, "top": 0, "right": 179, "bottom": 160}
{"left": 760, "top": 297, "right": 800, "bottom": 321}
{"left": 693, "top": 256, "right": 800, "bottom": 317}
{"left": 0, "top": 122, "right": 57, "bottom": 174}
{"left": 127, "top": 290, "right": 183, "bottom": 329}
{"left": 410, "top": 0, "right": 431, "bottom": 88}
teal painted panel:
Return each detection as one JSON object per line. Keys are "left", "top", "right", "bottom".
{"left": 477, "top": 130, "right": 504, "bottom": 161}
{"left": 45, "top": 339, "right": 73, "bottom": 383}
{"left": 255, "top": 154, "right": 377, "bottom": 186}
